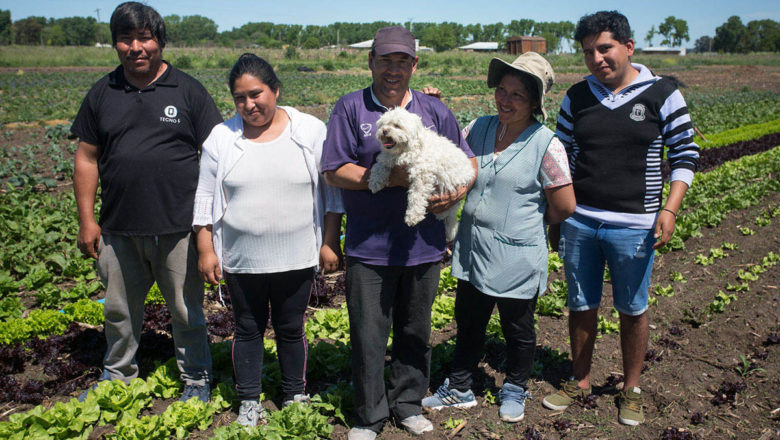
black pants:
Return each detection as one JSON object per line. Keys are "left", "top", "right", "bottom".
{"left": 345, "top": 257, "right": 440, "bottom": 432}
{"left": 224, "top": 268, "right": 313, "bottom": 401}
{"left": 449, "top": 280, "right": 537, "bottom": 391}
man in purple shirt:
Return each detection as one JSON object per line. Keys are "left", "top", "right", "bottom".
{"left": 322, "top": 26, "right": 476, "bottom": 440}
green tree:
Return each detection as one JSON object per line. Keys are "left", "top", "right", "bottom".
{"left": 658, "top": 16, "right": 689, "bottom": 46}
{"left": 55, "top": 16, "right": 98, "bottom": 45}
{"left": 164, "top": 14, "right": 181, "bottom": 43}
{"left": 645, "top": 25, "right": 656, "bottom": 46}
{"left": 177, "top": 15, "right": 218, "bottom": 45}
{"left": 42, "top": 23, "right": 66, "bottom": 45}
{"left": 694, "top": 35, "right": 712, "bottom": 53}
{"left": 506, "top": 19, "right": 535, "bottom": 38}
{"left": 14, "top": 16, "right": 46, "bottom": 44}
{"left": 302, "top": 35, "right": 321, "bottom": 49}
{"left": 713, "top": 15, "right": 749, "bottom": 53}
{"left": 745, "top": 19, "right": 780, "bottom": 52}
{"left": 464, "top": 23, "right": 482, "bottom": 42}
{"left": 422, "top": 23, "right": 457, "bottom": 52}
{"left": 0, "top": 10, "right": 11, "bottom": 44}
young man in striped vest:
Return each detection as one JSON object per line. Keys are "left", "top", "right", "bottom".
{"left": 542, "top": 10, "right": 700, "bottom": 426}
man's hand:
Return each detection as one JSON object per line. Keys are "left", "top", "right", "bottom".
{"left": 428, "top": 186, "right": 468, "bottom": 214}
{"left": 77, "top": 221, "right": 101, "bottom": 259}
{"left": 653, "top": 209, "right": 677, "bottom": 249}
{"left": 421, "top": 86, "right": 442, "bottom": 99}
{"left": 319, "top": 243, "right": 342, "bottom": 273}
{"left": 388, "top": 166, "right": 410, "bottom": 187}
{"left": 198, "top": 250, "right": 222, "bottom": 285}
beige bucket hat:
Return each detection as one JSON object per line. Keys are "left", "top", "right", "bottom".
{"left": 487, "top": 52, "right": 555, "bottom": 120}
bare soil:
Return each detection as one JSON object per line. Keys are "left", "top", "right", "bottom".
{"left": 0, "top": 66, "right": 778, "bottom": 439}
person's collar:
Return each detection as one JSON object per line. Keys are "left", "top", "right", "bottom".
{"left": 585, "top": 63, "right": 658, "bottom": 95}
{"left": 108, "top": 61, "right": 176, "bottom": 91}
{"left": 369, "top": 85, "right": 413, "bottom": 110}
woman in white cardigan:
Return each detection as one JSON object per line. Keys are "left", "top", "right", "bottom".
{"left": 193, "top": 54, "right": 342, "bottom": 427}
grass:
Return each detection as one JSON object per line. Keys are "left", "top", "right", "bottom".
{"left": 3, "top": 45, "right": 780, "bottom": 71}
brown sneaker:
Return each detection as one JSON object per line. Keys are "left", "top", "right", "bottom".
{"left": 542, "top": 379, "right": 591, "bottom": 411}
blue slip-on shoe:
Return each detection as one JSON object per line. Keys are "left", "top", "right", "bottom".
{"left": 499, "top": 382, "right": 531, "bottom": 422}
{"left": 77, "top": 370, "right": 112, "bottom": 402}
{"left": 422, "top": 378, "right": 478, "bottom": 410}
{"left": 179, "top": 382, "right": 210, "bottom": 403}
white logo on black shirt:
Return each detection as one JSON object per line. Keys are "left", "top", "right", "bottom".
{"left": 629, "top": 103, "right": 646, "bottom": 122}
{"left": 360, "top": 123, "right": 372, "bottom": 138}
{"left": 160, "top": 105, "right": 181, "bottom": 124}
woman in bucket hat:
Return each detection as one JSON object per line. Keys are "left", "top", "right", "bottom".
{"left": 422, "top": 52, "right": 575, "bottom": 422}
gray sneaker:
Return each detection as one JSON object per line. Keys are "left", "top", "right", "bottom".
{"left": 499, "top": 382, "right": 531, "bottom": 423}
{"left": 348, "top": 427, "right": 378, "bottom": 440}
{"left": 236, "top": 400, "right": 265, "bottom": 427}
{"left": 422, "top": 378, "right": 477, "bottom": 410}
{"left": 399, "top": 414, "right": 433, "bottom": 435}
{"left": 282, "top": 393, "right": 311, "bottom": 407}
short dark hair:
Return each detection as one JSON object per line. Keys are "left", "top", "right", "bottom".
{"left": 228, "top": 53, "right": 282, "bottom": 94}
{"left": 110, "top": 2, "right": 167, "bottom": 48}
{"left": 574, "top": 11, "right": 632, "bottom": 45}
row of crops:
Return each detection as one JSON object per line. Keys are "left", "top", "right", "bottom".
{"left": 1, "top": 69, "right": 779, "bottom": 134}
{"left": 0, "top": 54, "right": 778, "bottom": 437}
{"left": 1, "top": 126, "right": 778, "bottom": 438}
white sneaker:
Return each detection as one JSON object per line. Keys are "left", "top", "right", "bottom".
{"left": 399, "top": 414, "right": 433, "bottom": 435}
{"left": 236, "top": 400, "right": 265, "bottom": 427}
{"left": 282, "top": 393, "right": 311, "bottom": 407}
{"left": 348, "top": 427, "right": 377, "bottom": 440}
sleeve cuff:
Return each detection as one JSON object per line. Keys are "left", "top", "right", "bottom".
{"left": 670, "top": 168, "right": 695, "bottom": 187}
{"left": 192, "top": 196, "right": 214, "bottom": 226}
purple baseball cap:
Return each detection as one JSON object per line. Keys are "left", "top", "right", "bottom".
{"left": 372, "top": 26, "right": 416, "bottom": 57}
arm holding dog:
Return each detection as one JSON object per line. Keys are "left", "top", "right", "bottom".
{"left": 427, "top": 156, "right": 477, "bottom": 213}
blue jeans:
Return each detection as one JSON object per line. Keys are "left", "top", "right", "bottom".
{"left": 560, "top": 213, "right": 655, "bottom": 316}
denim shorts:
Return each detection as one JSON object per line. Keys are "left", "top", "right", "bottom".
{"left": 559, "top": 213, "right": 656, "bottom": 316}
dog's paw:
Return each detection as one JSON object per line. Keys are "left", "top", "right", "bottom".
{"left": 404, "top": 211, "right": 425, "bottom": 227}
{"left": 368, "top": 180, "right": 383, "bottom": 193}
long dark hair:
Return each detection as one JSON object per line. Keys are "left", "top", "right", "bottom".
{"left": 228, "top": 53, "right": 282, "bottom": 94}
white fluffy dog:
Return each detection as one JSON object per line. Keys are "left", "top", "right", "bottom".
{"left": 368, "top": 107, "right": 474, "bottom": 241}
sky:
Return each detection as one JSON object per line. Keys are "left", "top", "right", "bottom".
{"left": 2, "top": 0, "right": 779, "bottom": 49}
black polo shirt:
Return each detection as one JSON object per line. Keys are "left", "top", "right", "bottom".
{"left": 71, "top": 62, "right": 223, "bottom": 236}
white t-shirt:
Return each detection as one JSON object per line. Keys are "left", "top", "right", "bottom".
{"left": 221, "top": 124, "right": 317, "bottom": 273}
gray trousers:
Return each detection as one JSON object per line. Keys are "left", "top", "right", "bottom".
{"left": 97, "top": 232, "right": 212, "bottom": 385}
{"left": 345, "top": 257, "right": 440, "bottom": 432}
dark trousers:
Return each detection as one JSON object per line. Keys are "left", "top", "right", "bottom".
{"left": 449, "top": 280, "right": 537, "bottom": 391}
{"left": 345, "top": 257, "right": 440, "bottom": 432}
{"left": 224, "top": 268, "right": 313, "bottom": 401}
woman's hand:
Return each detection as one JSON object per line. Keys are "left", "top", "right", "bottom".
{"left": 319, "top": 243, "right": 342, "bottom": 273}
{"left": 421, "top": 86, "right": 442, "bottom": 99}
{"left": 198, "top": 251, "right": 222, "bottom": 285}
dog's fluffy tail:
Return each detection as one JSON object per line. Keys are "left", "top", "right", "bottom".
{"left": 439, "top": 206, "right": 461, "bottom": 242}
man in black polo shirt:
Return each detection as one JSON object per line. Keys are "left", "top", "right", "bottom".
{"left": 71, "top": 2, "right": 222, "bottom": 403}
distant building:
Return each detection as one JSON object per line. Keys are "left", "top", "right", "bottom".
{"left": 506, "top": 36, "right": 547, "bottom": 55}
{"left": 458, "top": 42, "right": 499, "bottom": 52}
{"left": 641, "top": 46, "right": 687, "bottom": 56}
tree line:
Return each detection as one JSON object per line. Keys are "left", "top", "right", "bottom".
{"left": 0, "top": 10, "right": 777, "bottom": 53}
{"left": 0, "top": 13, "right": 576, "bottom": 53}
